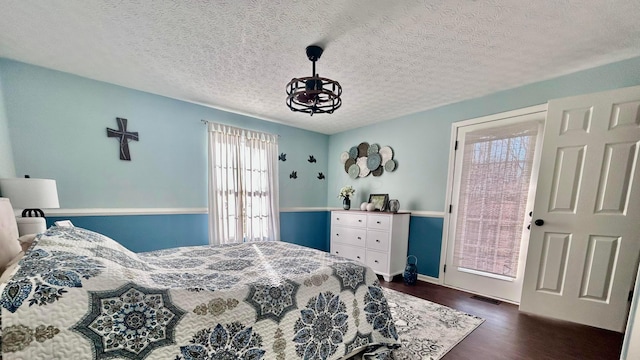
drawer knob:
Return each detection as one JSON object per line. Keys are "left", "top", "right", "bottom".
{"left": 336, "top": 234, "right": 339, "bottom": 236}
{"left": 335, "top": 251, "right": 339, "bottom": 254}
{"left": 356, "top": 256, "right": 360, "bottom": 259}
{"left": 374, "top": 260, "right": 379, "bottom": 263}
{"left": 376, "top": 239, "right": 380, "bottom": 243}
{"left": 357, "top": 236, "right": 361, "bottom": 240}
{"left": 376, "top": 221, "right": 381, "bottom": 224}
{"left": 358, "top": 220, "right": 362, "bottom": 222}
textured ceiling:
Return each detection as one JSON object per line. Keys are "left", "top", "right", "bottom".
{"left": 1, "top": 1, "right": 640, "bottom": 134}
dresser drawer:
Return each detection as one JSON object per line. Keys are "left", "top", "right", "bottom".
{"left": 366, "top": 230, "right": 389, "bottom": 252}
{"left": 331, "top": 243, "right": 365, "bottom": 264}
{"left": 366, "top": 250, "right": 389, "bottom": 273}
{"left": 331, "top": 226, "right": 366, "bottom": 247}
{"left": 330, "top": 210, "right": 409, "bottom": 282}
{"left": 367, "top": 214, "right": 391, "bottom": 230}
{"left": 332, "top": 212, "right": 367, "bottom": 228}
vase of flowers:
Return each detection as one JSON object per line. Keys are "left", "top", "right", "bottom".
{"left": 342, "top": 197, "right": 351, "bottom": 210}
{"left": 338, "top": 186, "right": 355, "bottom": 210}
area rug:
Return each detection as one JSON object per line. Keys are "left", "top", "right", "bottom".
{"left": 383, "top": 287, "right": 484, "bottom": 360}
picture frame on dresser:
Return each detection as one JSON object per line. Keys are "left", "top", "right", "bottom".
{"left": 368, "top": 193, "right": 389, "bottom": 211}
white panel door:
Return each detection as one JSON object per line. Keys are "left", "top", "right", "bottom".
{"left": 520, "top": 85, "right": 640, "bottom": 332}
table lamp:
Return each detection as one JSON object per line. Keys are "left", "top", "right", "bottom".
{"left": 0, "top": 176, "right": 60, "bottom": 235}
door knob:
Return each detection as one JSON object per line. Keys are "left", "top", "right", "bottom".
{"left": 534, "top": 219, "right": 544, "bottom": 226}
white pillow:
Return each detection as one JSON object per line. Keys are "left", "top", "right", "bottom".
{"left": 0, "top": 251, "right": 24, "bottom": 284}
{"left": 18, "top": 234, "right": 37, "bottom": 252}
{"left": 0, "top": 228, "right": 21, "bottom": 272}
{"left": 0, "top": 198, "right": 21, "bottom": 272}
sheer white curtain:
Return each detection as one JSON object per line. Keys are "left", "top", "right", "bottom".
{"left": 207, "top": 122, "right": 280, "bottom": 245}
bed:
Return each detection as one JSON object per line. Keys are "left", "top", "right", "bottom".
{"left": 0, "top": 205, "right": 399, "bottom": 359}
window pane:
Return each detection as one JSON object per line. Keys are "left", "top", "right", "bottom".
{"left": 453, "top": 121, "right": 539, "bottom": 278}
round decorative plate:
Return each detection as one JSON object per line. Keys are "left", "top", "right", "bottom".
{"left": 357, "top": 142, "right": 369, "bottom": 157}
{"left": 384, "top": 159, "right": 397, "bottom": 172}
{"left": 340, "top": 151, "right": 349, "bottom": 164}
{"left": 349, "top": 146, "right": 358, "bottom": 159}
{"left": 367, "top": 153, "right": 382, "bottom": 170}
{"left": 372, "top": 166, "right": 384, "bottom": 177}
{"left": 357, "top": 156, "right": 370, "bottom": 177}
{"left": 344, "top": 158, "right": 356, "bottom": 173}
{"left": 379, "top": 146, "right": 394, "bottom": 163}
{"left": 368, "top": 143, "right": 380, "bottom": 155}
{"left": 348, "top": 164, "right": 360, "bottom": 179}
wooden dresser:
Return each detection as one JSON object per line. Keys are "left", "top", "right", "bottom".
{"left": 330, "top": 210, "right": 410, "bottom": 281}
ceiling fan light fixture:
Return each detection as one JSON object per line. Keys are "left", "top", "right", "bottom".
{"left": 286, "top": 45, "right": 342, "bottom": 116}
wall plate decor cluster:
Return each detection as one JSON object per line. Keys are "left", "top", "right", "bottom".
{"left": 341, "top": 142, "right": 397, "bottom": 179}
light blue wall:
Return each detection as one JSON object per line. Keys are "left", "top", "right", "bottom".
{"left": 327, "top": 55, "right": 640, "bottom": 211}
{"left": 46, "top": 214, "right": 208, "bottom": 253}
{"left": 280, "top": 211, "right": 330, "bottom": 251}
{"left": 0, "top": 70, "right": 15, "bottom": 178}
{"left": 0, "top": 59, "right": 328, "bottom": 209}
{"left": 46, "top": 211, "right": 329, "bottom": 253}
{"left": 407, "top": 216, "right": 443, "bottom": 278}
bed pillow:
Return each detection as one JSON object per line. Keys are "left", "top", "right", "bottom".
{"left": 0, "top": 198, "right": 21, "bottom": 272}
{"left": 0, "top": 251, "right": 24, "bottom": 284}
{"left": 18, "top": 233, "right": 37, "bottom": 252}
{"left": 0, "top": 228, "right": 22, "bottom": 273}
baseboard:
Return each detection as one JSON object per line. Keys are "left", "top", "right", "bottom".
{"left": 331, "top": 209, "right": 445, "bottom": 218}
{"left": 415, "top": 274, "right": 520, "bottom": 305}
{"left": 279, "top": 207, "right": 330, "bottom": 212}
{"left": 42, "top": 208, "right": 208, "bottom": 216}
{"left": 40, "top": 207, "right": 448, "bottom": 217}
{"left": 437, "top": 283, "right": 520, "bottom": 305}
{"left": 42, "top": 207, "right": 333, "bottom": 216}
{"left": 410, "top": 211, "right": 445, "bottom": 218}
{"left": 417, "top": 274, "right": 441, "bottom": 284}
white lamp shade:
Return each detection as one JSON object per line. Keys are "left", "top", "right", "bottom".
{"left": 0, "top": 178, "right": 60, "bottom": 209}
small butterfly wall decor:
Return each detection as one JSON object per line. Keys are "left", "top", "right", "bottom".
{"left": 317, "top": 172, "right": 325, "bottom": 180}
{"left": 279, "top": 153, "right": 287, "bottom": 161}
{"left": 308, "top": 155, "right": 316, "bottom": 163}
{"left": 289, "top": 171, "right": 297, "bottom": 179}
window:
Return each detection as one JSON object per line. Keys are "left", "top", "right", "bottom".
{"left": 453, "top": 121, "right": 539, "bottom": 278}
{"left": 207, "top": 123, "right": 279, "bottom": 244}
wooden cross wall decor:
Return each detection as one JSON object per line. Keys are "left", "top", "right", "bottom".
{"left": 107, "top": 117, "right": 139, "bottom": 161}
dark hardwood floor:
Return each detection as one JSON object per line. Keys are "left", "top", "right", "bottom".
{"left": 379, "top": 278, "right": 624, "bottom": 360}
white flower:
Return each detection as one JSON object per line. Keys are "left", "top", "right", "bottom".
{"left": 338, "top": 186, "right": 355, "bottom": 199}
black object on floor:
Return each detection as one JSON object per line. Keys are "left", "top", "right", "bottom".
{"left": 470, "top": 295, "right": 502, "bottom": 305}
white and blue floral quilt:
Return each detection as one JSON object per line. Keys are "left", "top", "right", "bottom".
{"left": 0, "top": 226, "right": 399, "bottom": 359}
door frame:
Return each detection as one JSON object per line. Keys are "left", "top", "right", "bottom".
{"left": 439, "top": 104, "right": 548, "bottom": 299}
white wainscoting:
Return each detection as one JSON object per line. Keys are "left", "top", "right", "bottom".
{"left": 38, "top": 207, "right": 446, "bottom": 217}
